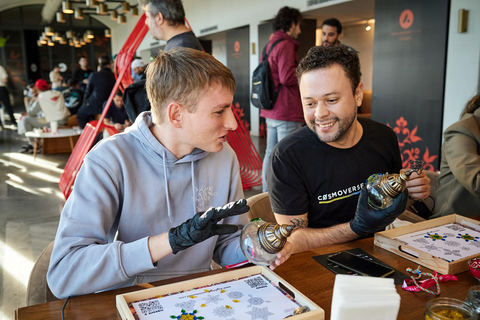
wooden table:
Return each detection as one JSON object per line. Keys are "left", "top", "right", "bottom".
{"left": 16, "top": 237, "right": 479, "bottom": 320}
{"left": 25, "top": 128, "right": 81, "bottom": 159}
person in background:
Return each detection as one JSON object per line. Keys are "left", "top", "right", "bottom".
{"left": 18, "top": 79, "right": 70, "bottom": 153}
{"left": 260, "top": 6, "right": 304, "bottom": 192}
{"left": 63, "top": 78, "right": 83, "bottom": 115}
{"left": 320, "top": 18, "right": 356, "bottom": 53}
{"left": 76, "top": 54, "right": 116, "bottom": 128}
{"left": 72, "top": 56, "right": 93, "bottom": 94}
{"left": 53, "top": 77, "right": 69, "bottom": 93}
{"left": 139, "top": 0, "right": 203, "bottom": 52}
{"left": 431, "top": 94, "right": 480, "bottom": 218}
{"left": 23, "top": 80, "right": 35, "bottom": 112}
{"left": 131, "top": 58, "right": 147, "bottom": 83}
{"left": 268, "top": 45, "right": 430, "bottom": 255}
{"left": 102, "top": 90, "right": 132, "bottom": 132}
{"left": 47, "top": 47, "right": 291, "bottom": 299}
{"left": 0, "top": 63, "right": 17, "bottom": 127}
{"left": 49, "top": 65, "right": 63, "bottom": 89}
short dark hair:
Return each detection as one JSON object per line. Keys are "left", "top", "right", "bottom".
{"left": 322, "top": 18, "right": 342, "bottom": 34}
{"left": 79, "top": 56, "right": 87, "bottom": 60}
{"left": 273, "top": 6, "right": 302, "bottom": 32}
{"left": 461, "top": 94, "right": 480, "bottom": 118}
{"left": 297, "top": 45, "right": 361, "bottom": 94}
{"left": 98, "top": 54, "right": 110, "bottom": 68}
{"left": 115, "top": 89, "right": 123, "bottom": 97}
{"left": 139, "top": 0, "right": 185, "bottom": 26}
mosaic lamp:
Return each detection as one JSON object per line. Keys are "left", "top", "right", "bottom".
{"left": 366, "top": 160, "right": 425, "bottom": 210}
{"left": 240, "top": 218, "right": 307, "bottom": 266}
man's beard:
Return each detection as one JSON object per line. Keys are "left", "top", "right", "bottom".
{"left": 309, "top": 107, "right": 356, "bottom": 144}
{"left": 322, "top": 39, "right": 339, "bottom": 47}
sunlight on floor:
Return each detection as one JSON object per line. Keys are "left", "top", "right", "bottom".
{"left": 28, "top": 171, "right": 59, "bottom": 183}
{"left": 0, "top": 239, "right": 33, "bottom": 288}
{"left": 2, "top": 153, "right": 64, "bottom": 174}
{"left": 5, "top": 181, "right": 41, "bottom": 196}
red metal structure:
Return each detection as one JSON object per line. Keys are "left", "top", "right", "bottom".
{"left": 59, "top": 15, "right": 149, "bottom": 199}
{"left": 59, "top": 14, "right": 262, "bottom": 199}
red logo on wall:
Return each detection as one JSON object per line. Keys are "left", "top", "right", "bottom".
{"left": 399, "top": 9, "right": 414, "bottom": 29}
{"left": 234, "top": 41, "right": 240, "bottom": 53}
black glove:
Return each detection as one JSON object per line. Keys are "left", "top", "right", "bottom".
{"left": 169, "top": 199, "right": 250, "bottom": 254}
{"left": 350, "top": 187, "right": 408, "bottom": 238}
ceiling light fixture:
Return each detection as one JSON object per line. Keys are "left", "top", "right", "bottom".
{"left": 56, "top": 12, "right": 65, "bottom": 23}
{"left": 122, "top": 2, "right": 130, "bottom": 13}
{"left": 86, "top": 30, "right": 94, "bottom": 39}
{"left": 118, "top": 15, "right": 126, "bottom": 24}
{"left": 62, "top": 1, "right": 74, "bottom": 14}
{"left": 75, "top": 8, "right": 84, "bottom": 19}
{"left": 131, "top": 6, "right": 138, "bottom": 16}
{"left": 86, "top": 0, "right": 98, "bottom": 7}
{"left": 104, "top": 29, "right": 111, "bottom": 38}
{"left": 111, "top": 10, "right": 118, "bottom": 20}
{"left": 97, "top": 3, "right": 108, "bottom": 15}
{"left": 45, "top": 26, "right": 54, "bottom": 36}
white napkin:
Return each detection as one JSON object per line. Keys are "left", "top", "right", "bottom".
{"left": 331, "top": 274, "right": 400, "bottom": 320}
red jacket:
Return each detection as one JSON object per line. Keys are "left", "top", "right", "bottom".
{"left": 259, "top": 30, "right": 304, "bottom": 122}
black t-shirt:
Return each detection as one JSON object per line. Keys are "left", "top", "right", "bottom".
{"left": 268, "top": 117, "right": 402, "bottom": 228}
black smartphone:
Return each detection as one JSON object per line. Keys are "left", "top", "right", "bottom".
{"left": 327, "top": 251, "right": 395, "bottom": 278}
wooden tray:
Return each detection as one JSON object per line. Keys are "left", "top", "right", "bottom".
{"left": 374, "top": 214, "right": 480, "bottom": 274}
{"left": 116, "top": 265, "right": 324, "bottom": 320}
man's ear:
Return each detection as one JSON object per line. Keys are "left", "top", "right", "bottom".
{"left": 155, "top": 11, "right": 164, "bottom": 26}
{"left": 355, "top": 82, "right": 364, "bottom": 107}
{"left": 167, "top": 102, "right": 184, "bottom": 128}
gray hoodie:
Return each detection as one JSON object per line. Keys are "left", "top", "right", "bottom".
{"left": 47, "top": 112, "right": 248, "bottom": 298}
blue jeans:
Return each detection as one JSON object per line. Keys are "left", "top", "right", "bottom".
{"left": 262, "top": 118, "right": 302, "bottom": 192}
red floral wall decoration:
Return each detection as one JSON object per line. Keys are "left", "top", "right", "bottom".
{"left": 233, "top": 102, "right": 250, "bottom": 131}
{"left": 388, "top": 116, "right": 438, "bottom": 171}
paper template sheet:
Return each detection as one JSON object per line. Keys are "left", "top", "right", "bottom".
{"left": 394, "top": 223, "right": 480, "bottom": 262}
{"left": 129, "top": 274, "right": 302, "bottom": 320}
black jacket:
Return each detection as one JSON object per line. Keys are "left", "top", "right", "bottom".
{"left": 82, "top": 67, "right": 116, "bottom": 114}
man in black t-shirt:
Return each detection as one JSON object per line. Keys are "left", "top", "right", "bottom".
{"left": 268, "top": 45, "right": 431, "bottom": 255}
{"left": 72, "top": 56, "right": 93, "bottom": 94}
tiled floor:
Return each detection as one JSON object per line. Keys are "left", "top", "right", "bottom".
{"left": 0, "top": 119, "right": 265, "bottom": 320}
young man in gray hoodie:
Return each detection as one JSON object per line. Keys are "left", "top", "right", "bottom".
{"left": 47, "top": 48, "right": 291, "bottom": 299}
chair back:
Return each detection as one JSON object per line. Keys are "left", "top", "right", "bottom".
{"left": 246, "top": 192, "right": 275, "bottom": 223}
{"left": 26, "top": 241, "right": 58, "bottom": 306}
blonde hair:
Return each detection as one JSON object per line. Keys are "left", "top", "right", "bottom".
{"left": 146, "top": 47, "right": 236, "bottom": 123}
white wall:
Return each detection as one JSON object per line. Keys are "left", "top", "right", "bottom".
{"left": 443, "top": 0, "right": 480, "bottom": 131}
{"left": 341, "top": 23, "right": 375, "bottom": 91}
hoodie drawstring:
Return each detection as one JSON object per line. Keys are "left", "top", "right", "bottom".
{"left": 191, "top": 161, "right": 196, "bottom": 216}
{"left": 162, "top": 150, "right": 173, "bottom": 224}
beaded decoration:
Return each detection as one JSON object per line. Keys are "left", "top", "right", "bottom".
{"left": 406, "top": 267, "right": 441, "bottom": 296}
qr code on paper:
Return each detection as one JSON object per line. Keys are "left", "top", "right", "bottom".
{"left": 138, "top": 300, "right": 163, "bottom": 316}
{"left": 245, "top": 276, "right": 268, "bottom": 289}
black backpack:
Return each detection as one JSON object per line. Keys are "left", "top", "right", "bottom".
{"left": 251, "top": 39, "right": 284, "bottom": 110}
{"left": 122, "top": 79, "right": 150, "bottom": 122}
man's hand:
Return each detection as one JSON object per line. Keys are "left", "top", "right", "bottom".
{"left": 350, "top": 187, "right": 408, "bottom": 238}
{"left": 169, "top": 199, "right": 249, "bottom": 254}
{"left": 403, "top": 169, "right": 431, "bottom": 200}
{"left": 268, "top": 241, "right": 293, "bottom": 270}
